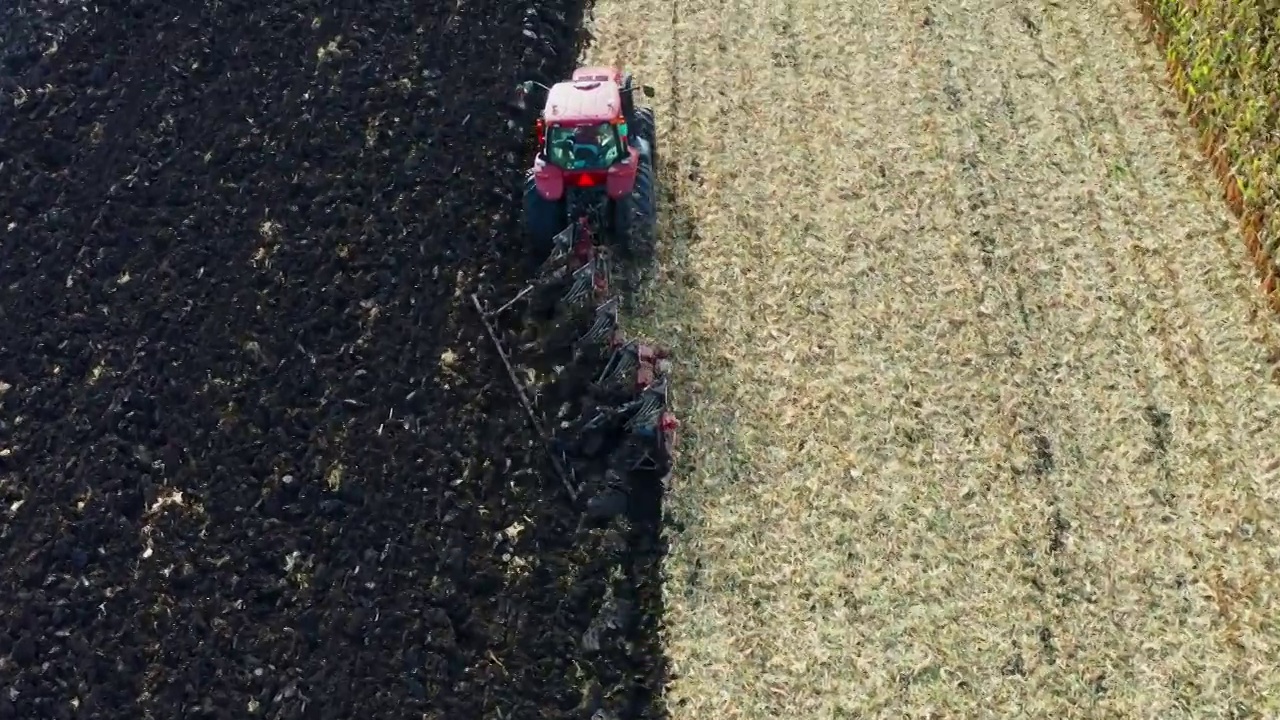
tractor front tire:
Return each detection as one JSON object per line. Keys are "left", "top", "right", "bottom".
{"left": 613, "top": 139, "right": 658, "bottom": 314}
{"left": 523, "top": 175, "right": 565, "bottom": 259}
{"left": 624, "top": 105, "right": 655, "bottom": 167}
{"left": 620, "top": 72, "right": 636, "bottom": 120}
{"left": 628, "top": 106, "right": 657, "bottom": 167}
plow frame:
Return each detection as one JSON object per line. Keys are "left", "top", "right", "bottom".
{"left": 472, "top": 204, "right": 677, "bottom": 506}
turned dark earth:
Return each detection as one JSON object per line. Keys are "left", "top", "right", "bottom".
{"left": 0, "top": 0, "right": 668, "bottom": 718}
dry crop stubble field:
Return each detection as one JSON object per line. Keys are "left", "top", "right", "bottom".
{"left": 587, "top": 0, "right": 1280, "bottom": 716}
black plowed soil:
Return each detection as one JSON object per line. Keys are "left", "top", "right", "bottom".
{"left": 0, "top": 1, "right": 664, "bottom": 718}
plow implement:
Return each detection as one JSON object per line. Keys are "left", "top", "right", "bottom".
{"left": 472, "top": 213, "right": 678, "bottom": 506}
{"left": 472, "top": 64, "right": 678, "bottom": 523}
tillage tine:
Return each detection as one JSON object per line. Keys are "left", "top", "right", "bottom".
{"left": 579, "top": 297, "right": 620, "bottom": 347}
{"left": 624, "top": 374, "right": 668, "bottom": 434}
{"left": 561, "top": 260, "right": 597, "bottom": 306}
{"left": 596, "top": 339, "right": 639, "bottom": 386}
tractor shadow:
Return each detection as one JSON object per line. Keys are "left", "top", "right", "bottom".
{"left": 626, "top": 148, "right": 754, "bottom": 716}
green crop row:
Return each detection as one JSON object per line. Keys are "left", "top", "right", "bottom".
{"left": 1145, "top": 0, "right": 1280, "bottom": 301}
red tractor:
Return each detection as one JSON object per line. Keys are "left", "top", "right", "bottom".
{"left": 516, "top": 67, "right": 657, "bottom": 260}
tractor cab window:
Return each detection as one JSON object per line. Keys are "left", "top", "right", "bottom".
{"left": 545, "top": 122, "right": 622, "bottom": 170}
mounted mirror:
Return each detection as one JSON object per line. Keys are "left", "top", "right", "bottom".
{"left": 514, "top": 81, "right": 543, "bottom": 115}
{"left": 641, "top": 85, "right": 655, "bottom": 98}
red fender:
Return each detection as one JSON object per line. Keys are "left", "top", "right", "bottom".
{"left": 605, "top": 146, "right": 639, "bottom": 200}
{"left": 533, "top": 155, "right": 565, "bottom": 201}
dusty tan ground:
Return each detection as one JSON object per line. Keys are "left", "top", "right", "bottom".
{"left": 586, "top": 0, "right": 1280, "bottom": 716}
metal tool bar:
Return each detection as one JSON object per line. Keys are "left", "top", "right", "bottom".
{"left": 470, "top": 293, "right": 579, "bottom": 502}
{"left": 482, "top": 284, "right": 535, "bottom": 318}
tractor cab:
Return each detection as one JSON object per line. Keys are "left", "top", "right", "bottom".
{"left": 545, "top": 119, "right": 624, "bottom": 171}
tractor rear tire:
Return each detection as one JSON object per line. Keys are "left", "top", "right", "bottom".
{"left": 614, "top": 138, "right": 657, "bottom": 314}
{"left": 523, "top": 174, "right": 565, "bottom": 259}
{"left": 616, "top": 147, "right": 657, "bottom": 264}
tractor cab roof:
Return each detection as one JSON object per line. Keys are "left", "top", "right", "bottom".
{"left": 544, "top": 76, "right": 622, "bottom": 125}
